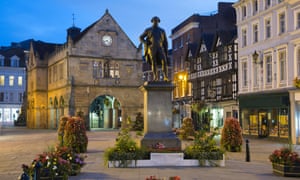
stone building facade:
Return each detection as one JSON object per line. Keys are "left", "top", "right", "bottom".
{"left": 26, "top": 10, "right": 144, "bottom": 129}
{"left": 234, "top": 0, "right": 300, "bottom": 143}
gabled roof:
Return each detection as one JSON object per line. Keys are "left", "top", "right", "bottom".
{"left": 31, "top": 40, "right": 62, "bottom": 60}
{"left": 211, "top": 29, "right": 237, "bottom": 51}
{"left": 71, "top": 9, "right": 136, "bottom": 48}
{"left": 198, "top": 33, "right": 215, "bottom": 53}
{"left": 186, "top": 43, "right": 198, "bottom": 60}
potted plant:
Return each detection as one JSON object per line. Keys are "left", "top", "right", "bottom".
{"left": 104, "top": 118, "right": 147, "bottom": 167}
{"left": 54, "top": 146, "right": 87, "bottom": 176}
{"left": 20, "top": 146, "right": 87, "bottom": 179}
{"left": 184, "top": 129, "right": 225, "bottom": 166}
{"left": 221, "top": 117, "right": 242, "bottom": 152}
{"left": 31, "top": 148, "right": 72, "bottom": 180}
{"left": 269, "top": 147, "right": 300, "bottom": 177}
{"left": 178, "top": 117, "right": 195, "bottom": 140}
{"left": 63, "top": 116, "right": 88, "bottom": 153}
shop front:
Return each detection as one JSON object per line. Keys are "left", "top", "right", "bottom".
{"left": 239, "top": 92, "right": 290, "bottom": 140}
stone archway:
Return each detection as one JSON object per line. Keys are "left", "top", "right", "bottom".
{"left": 89, "top": 95, "right": 121, "bottom": 129}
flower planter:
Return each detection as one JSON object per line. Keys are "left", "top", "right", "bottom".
{"left": 108, "top": 153, "right": 225, "bottom": 168}
{"left": 70, "top": 164, "right": 81, "bottom": 176}
{"left": 40, "top": 176, "right": 67, "bottom": 180}
{"left": 227, "top": 145, "right": 241, "bottom": 152}
{"left": 272, "top": 163, "right": 300, "bottom": 177}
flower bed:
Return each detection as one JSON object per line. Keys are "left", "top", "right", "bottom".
{"left": 105, "top": 119, "right": 225, "bottom": 168}
{"left": 20, "top": 115, "right": 88, "bottom": 179}
{"left": 21, "top": 146, "right": 87, "bottom": 179}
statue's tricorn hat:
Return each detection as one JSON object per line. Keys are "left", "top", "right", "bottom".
{"left": 151, "top": 16, "right": 160, "bottom": 23}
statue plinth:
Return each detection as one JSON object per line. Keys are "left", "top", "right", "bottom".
{"left": 139, "top": 81, "right": 181, "bottom": 149}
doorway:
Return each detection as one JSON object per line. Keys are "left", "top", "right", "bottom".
{"left": 89, "top": 95, "right": 121, "bottom": 129}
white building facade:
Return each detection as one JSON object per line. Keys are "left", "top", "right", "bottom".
{"left": 234, "top": 0, "right": 300, "bottom": 144}
{"left": 0, "top": 48, "right": 27, "bottom": 126}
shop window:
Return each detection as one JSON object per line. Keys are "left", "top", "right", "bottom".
{"left": 241, "top": 109, "right": 251, "bottom": 135}
{"left": 249, "top": 114, "right": 258, "bottom": 135}
{"left": 279, "top": 108, "right": 288, "bottom": 137}
{"left": 269, "top": 109, "right": 279, "bottom": 137}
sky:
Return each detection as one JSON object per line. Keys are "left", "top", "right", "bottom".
{"left": 0, "top": 0, "right": 237, "bottom": 47}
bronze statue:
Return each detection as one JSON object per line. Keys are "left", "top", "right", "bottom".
{"left": 140, "top": 16, "right": 169, "bottom": 81}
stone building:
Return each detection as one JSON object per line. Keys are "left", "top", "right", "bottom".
{"left": 26, "top": 10, "right": 144, "bottom": 130}
{"left": 233, "top": 0, "right": 300, "bottom": 143}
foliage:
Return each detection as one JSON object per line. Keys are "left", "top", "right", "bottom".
{"left": 221, "top": 117, "right": 243, "bottom": 152}
{"left": 21, "top": 146, "right": 87, "bottom": 179}
{"left": 31, "top": 147, "right": 71, "bottom": 179}
{"left": 57, "top": 116, "right": 69, "bottom": 146}
{"left": 104, "top": 117, "right": 147, "bottom": 167}
{"left": 132, "top": 112, "right": 144, "bottom": 131}
{"left": 54, "top": 146, "right": 87, "bottom": 175}
{"left": 269, "top": 147, "right": 300, "bottom": 165}
{"left": 178, "top": 117, "right": 195, "bottom": 140}
{"left": 62, "top": 116, "right": 88, "bottom": 153}
{"left": 293, "top": 77, "right": 300, "bottom": 88}
{"left": 184, "top": 129, "right": 224, "bottom": 161}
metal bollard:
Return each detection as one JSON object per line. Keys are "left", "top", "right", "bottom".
{"left": 246, "top": 139, "right": 250, "bottom": 162}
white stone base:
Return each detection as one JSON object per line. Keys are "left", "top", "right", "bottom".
{"left": 108, "top": 153, "right": 225, "bottom": 168}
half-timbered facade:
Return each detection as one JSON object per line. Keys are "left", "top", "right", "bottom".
{"left": 189, "top": 31, "right": 238, "bottom": 131}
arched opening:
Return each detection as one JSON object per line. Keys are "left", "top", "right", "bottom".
{"left": 89, "top": 95, "right": 121, "bottom": 130}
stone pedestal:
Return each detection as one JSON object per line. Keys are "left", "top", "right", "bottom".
{"left": 139, "top": 81, "right": 181, "bottom": 149}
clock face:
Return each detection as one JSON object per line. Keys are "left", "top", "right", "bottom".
{"left": 102, "top": 35, "right": 112, "bottom": 46}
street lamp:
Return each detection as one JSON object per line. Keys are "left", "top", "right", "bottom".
{"left": 252, "top": 50, "right": 262, "bottom": 66}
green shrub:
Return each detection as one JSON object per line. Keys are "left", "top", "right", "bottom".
{"left": 104, "top": 117, "right": 147, "bottom": 167}
{"left": 179, "top": 117, "right": 195, "bottom": 140}
{"left": 132, "top": 112, "right": 144, "bottom": 131}
{"left": 184, "top": 129, "right": 224, "bottom": 161}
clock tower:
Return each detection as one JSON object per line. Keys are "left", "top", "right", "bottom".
{"left": 27, "top": 9, "right": 144, "bottom": 130}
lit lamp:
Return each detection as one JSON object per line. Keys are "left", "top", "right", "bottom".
{"left": 252, "top": 50, "right": 262, "bottom": 66}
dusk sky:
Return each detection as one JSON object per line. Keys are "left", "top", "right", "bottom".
{"left": 0, "top": 0, "right": 237, "bottom": 47}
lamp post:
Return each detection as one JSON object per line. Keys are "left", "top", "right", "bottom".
{"left": 252, "top": 50, "right": 262, "bottom": 67}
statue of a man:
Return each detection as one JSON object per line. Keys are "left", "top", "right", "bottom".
{"left": 139, "top": 16, "right": 169, "bottom": 81}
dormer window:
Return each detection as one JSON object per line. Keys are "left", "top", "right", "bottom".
{"left": 10, "top": 55, "right": 19, "bottom": 67}
{"left": 0, "top": 55, "right": 4, "bottom": 66}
